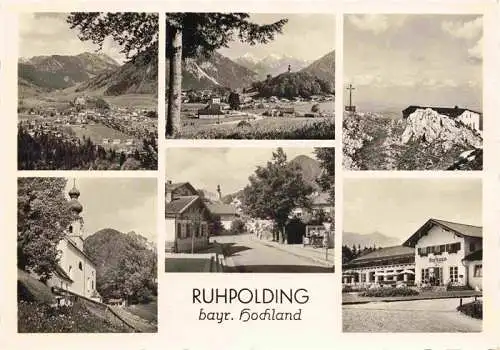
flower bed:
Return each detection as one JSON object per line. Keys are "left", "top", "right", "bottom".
{"left": 360, "top": 287, "right": 419, "bottom": 298}
{"left": 457, "top": 300, "right": 482, "bottom": 319}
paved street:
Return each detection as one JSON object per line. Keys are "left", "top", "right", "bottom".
{"left": 343, "top": 297, "right": 482, "bottom": 332}
{"left": 212, "top": 234, "right": 333, "bottom": 273}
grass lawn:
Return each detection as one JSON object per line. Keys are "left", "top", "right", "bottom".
{"left": 178, "top": 116, "right": 335, "bottom": 139}
{"left": 126, "top": 301, "right": 158, "bottom": 323}
{"left": 165, "top": 258, "right": 212, "bottom": 272}
{"left": 70, "top": 123, "right": 133, "bottom": 144}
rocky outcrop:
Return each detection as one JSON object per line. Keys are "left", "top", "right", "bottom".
{"left": 401, "top": 108, "right": 482, "bottom": 151}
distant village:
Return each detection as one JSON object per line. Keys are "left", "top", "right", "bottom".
{"left": 18, "top": 96, "right": 157, "bottom": 155}
{"left": 182, "top": 88, "right": 334, "bottom": 120}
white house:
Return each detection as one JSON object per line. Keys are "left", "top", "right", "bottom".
{"left": 403, "top": 218, "right": 482, "bottom": 289}
{"left": 343, "top": 218, "right": 482, "bottom": 290}
{"left": 165, "top": 182, "right": 210, "bottom": 253}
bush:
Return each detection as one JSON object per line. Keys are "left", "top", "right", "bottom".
{"left": 17, "top": 300, "right": 129, "bottom": 333}
{"left": 360, "top": 287, "right": 419, "bottom": 298}
{"left": 311, "top": 104, "right": 320, "bottom": 113}
{"left": 457, "top": 300, "right": 482, "bottom": 319}
{"left": 230, "top": 218, "right": 246, "bottom": 235}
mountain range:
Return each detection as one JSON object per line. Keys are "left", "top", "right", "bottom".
{"left": 19, "top": 53, "right": 120, "bottom": 90}
{"left": 18, "top": 51, "right": 158, "bottom": 96}
{"left": 235, "top": 53, "right": 311, "bottom": 80}
{"left": 170, "top": 50, "right": 335, "bottom": 91}
{"left": 220, "top": 154, "right": 322, "bottom": 204}
{"left": 343, "top": 231, "right": 401, "bottom": 248}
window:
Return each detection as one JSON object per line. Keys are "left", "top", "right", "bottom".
{"left": 186, "top": 223, "right": 191, "bottom": 238}
{"left": 474, "top": 264, "right": 482, "bottom": 277}
{"left": 470, "top": 243, "right": 476, "bottom": 252}
{"left": 69, "top": 225, "right": 73, "bottom": 233}
{"left": 449, "top": 266, "right": 458, "bottom": 282}
{"left": 78, "top": 262, "right": 83, "bottom": 270}
{"left": 92, "top": 280, "right": 94, "bottom": 289}
{"left": 176, "top": 223, "right": 181, "bottom": 239}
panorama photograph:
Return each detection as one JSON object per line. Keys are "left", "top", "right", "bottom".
{"left": 342, "top": 178, "right": 482, "bottom": 332}
{"left": 18, "top": 12, "right": 158, "bottom": 170}
{"left": 343, "top": 14, "right": 483, "bottom": 170}
{"left": 165, "top": 147, "right": 334, "bottom": 272}
{"left": 18, "top": 178, "right": 158, "bottom": 333}
{"left": 165, "top": 13, "right": 335, "bottom": 139}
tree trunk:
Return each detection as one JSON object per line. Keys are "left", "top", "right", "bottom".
{"left": 166, "top": 25, "right": 183, "bottom": 137}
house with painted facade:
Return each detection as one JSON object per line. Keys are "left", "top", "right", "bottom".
{"left": 342, "top": 218, "right": 482, "bottom": 290}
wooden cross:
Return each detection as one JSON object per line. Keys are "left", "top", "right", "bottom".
{"left": 346, "top": 84, "right": 355, "bottom": 109}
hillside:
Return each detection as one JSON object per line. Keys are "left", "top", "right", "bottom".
{"left": 220, "top": 154, "right": 321, "bottom": 204}
{"left": 251, "top": 71, "right": 333, "bottom": 99}
{"left": 343, "top": 231, "right": 401, "bottom": 248}
{"left": 19, "top": 53, "right": 119, "bottom": 90}
{"left": 168, "top": 52, "right": 257, "bottom": 90}
{"left": 343, "top": 109, "right": 483, "bottom": 170}
{"left": 83, "top": 228, "right": 156, "bottom": 303}
{"left": 300, "top": 50, "right": 335, "bottom": 90}
{"left": 75, "top": 50, "right": 157, "bottom": 96}
{"left": 289, "top": 154, "right": 322, "bottom": 191}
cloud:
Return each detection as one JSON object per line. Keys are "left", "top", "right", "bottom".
{"left": 441, "top": 16, "right": 482, "bottom": 40}
{"left": 468, "top": 36, "right": 483, "bottom": 61}
{"left": 441, "top": 17, "right": 482, "bottom": 62}
{"left": 347, "top": 14, "right": 407, "bottom": 35}
{"left": 348, "top": 15, "right": 390, "bottom": 34}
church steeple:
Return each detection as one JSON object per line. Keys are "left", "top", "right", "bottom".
{"left": 67, "top": 179, "right": 85, "bottom": 250}
{"left": 68, "top": 179, "right": 83, "bottom": 215}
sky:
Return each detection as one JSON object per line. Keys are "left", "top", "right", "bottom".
{"left": 219, "top": 14, "right": 336, "bottom": 61}
{"left": 19, "top": 12, "right": 127, "bottom": 64}
{"left": 166, "top": 147, "right": 316, "bottom": 195}
{"left": 64, "top": 178, "right": 157, "bottom": 242}
{"left": 344, "top": 14, "right": 482, "bottom": 113}
{"left": 343, "top": 178, "right": 482, "bottom": 243}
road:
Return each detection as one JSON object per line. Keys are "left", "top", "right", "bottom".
{"left": 212, "top": 234, "right": 332, "bottom": 273}
{"left": 343, "top": 297, "right": 482, "bottom": 332}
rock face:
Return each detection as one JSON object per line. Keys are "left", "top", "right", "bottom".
{"left": 401, "top": 108, "right": 482, "bottom": 151}
{"left": 343, "top": 109, "right": 483, "bottom": 170}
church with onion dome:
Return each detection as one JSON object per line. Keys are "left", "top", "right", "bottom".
{"left": 46, "top": 180, "right": 101, "bottom": 301}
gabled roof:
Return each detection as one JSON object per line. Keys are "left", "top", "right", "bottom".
{"left": 54, "top": 264, "right": 73, "bottom": 282}
{"left": 464, "top": 249, "right": 482, "bottom": 261}
{"left": 166, "top": 182, "right": 197, "bottom": 195}
{"left": 64, "top": 237, "right": 96, "bottom": 267}
{"left": 347, "top": 245, "right": 414, "bottom": 264}
{"left": 165, "top": 196, "right": 208, "bottom": 216}
{"left": 403, "top": 218, "right": 482, "bottom": 247}
{"left": 402, "top": 105, "right": 481, "bottom": 118}
{"left": 312, "top": 192, "right": 331, "bottom": 206}
{"left": 206, "top": 202, "right": 239, "bottom": 216}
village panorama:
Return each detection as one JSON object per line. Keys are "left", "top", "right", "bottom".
{"left": 343, "top": 14, "right": 483, "bottom": 170}
{"left": 164, "top": 147, "right": 334, "bottom": 273}
{"left": 165, "top": 13, "right": 335, "bottom": 139}
{"left": 18, "top": 12, "right": 158, "bottom": 170}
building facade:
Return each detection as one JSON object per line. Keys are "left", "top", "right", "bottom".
{"left": 46, "top": 183, "right": 99, "bottom": 300}
{"left": 403, "top": 218, "right": 482, "bottom": 288}
{"left": 165, "top": 182, "right": 210, "bottom": 253}
{"left": 343, "top": 218, "right": 482, "bottom": 290}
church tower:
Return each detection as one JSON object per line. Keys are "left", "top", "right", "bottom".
{"left": 68, "top": 179, "right": 85, "bottom": 250}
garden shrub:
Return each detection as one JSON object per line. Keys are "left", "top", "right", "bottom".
{"left": 457, "top": 300, "right": 482, "bottom": 319}
{"left": 360, "top": 287, "right": 419, "bottom": 298}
